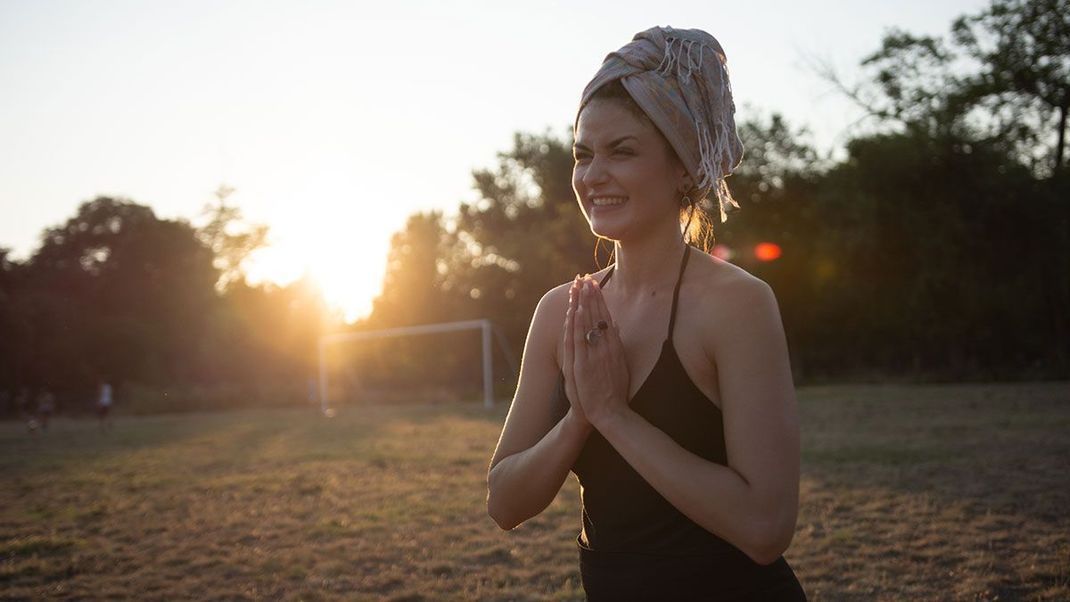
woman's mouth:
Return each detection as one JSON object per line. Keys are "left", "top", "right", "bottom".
{"left": 591, "top": 196, "right": 627, "bottom": 209}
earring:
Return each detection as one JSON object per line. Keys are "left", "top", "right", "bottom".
{"left": 680, "top": 194, "right": 692, "bottom": 208}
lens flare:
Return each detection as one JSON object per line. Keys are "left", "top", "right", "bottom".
{"left": 755, "top": 242, "right": 782, "bottom": 262}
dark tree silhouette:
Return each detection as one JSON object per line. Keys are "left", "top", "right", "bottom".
{"left": 952, "top": 0, "right": 1070, "bottom": 172}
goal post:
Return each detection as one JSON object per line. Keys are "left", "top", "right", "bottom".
{"left": 317, "top": 319, "right": 518, "bottom": 412}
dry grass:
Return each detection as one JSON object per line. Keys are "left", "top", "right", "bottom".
{"left": 1, "top": 382, "right": 1067, "bottom": 600}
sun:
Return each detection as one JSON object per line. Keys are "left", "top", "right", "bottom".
{"left": 243, "top": 224, "right": 390, "bottom": 324}
{"left": 308, "top": 254, "right": 381, "bottom": 322}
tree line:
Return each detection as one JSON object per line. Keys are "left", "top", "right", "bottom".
{"left": 0, "top": 190, "right": 331, "bottom": 416}
{"left": 2, "top": 0, "right": 1066, "bottom": 416}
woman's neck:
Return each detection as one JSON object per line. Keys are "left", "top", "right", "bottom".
{"left": 609, "top": 231, "right": 689, "bottom": 299}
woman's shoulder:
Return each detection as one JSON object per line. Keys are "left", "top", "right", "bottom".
{"left": 684, "top": 249, "right": 780, "bottom": 343}
{"left": 687, "top": 248, "right": 769, "bottom": 297}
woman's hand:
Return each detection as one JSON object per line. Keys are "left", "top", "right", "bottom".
{"left": 567, "top": 275, "right": 631, "bottom": 429}
{"left": 562, "top": 276, "right": 593, "bottom": 432}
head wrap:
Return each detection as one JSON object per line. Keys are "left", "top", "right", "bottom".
{"left": 579, "top": 26, "right": 745, "bottom": 222}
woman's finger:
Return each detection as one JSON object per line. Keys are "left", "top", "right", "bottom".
{"left": 575, "top": 277, "right": 590, "bottom": 362}
{"left": 585, "top": 278, "right": 610, "bottom": 339}
{"left": 563, "top": 277, "right": 579, "bottom": 403}
{"left": 591, "top": 280, "right": 623, "bottom": 350}
{"left": 587, "top": 278, "right": 620, "bottom": 363}
{"left": 589, "top": 278, "right": 613, "bottom": 328}
{"left": 589, "top": 274, "right": 630, "bottom": 405}
{"left": 563, "top": 283, "right": 572, "bottom": 360}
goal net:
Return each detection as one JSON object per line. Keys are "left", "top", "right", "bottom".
{"left": 317, "top": 319, "right": 517, "bottom": 413}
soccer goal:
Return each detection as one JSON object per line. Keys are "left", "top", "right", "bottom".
{"left": 317, "top": 319, "right": 517, "bottom": 412}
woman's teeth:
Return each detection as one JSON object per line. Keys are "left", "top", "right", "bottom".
{"left": 592, "top": 196, "right": 627, "bottom": 206}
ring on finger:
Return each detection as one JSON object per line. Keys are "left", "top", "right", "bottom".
{"left": 585, "top": 328, "right": 603, "bottom": 344}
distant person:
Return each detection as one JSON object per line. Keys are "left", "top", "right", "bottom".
{"left": 17, "top": 388, "right": 39, "bottom": 434}
{"left": 97, "top": 381, "right": 113, "bottom": 429}
{"left": 36, "top": 389, "right": 55, "bottom": 432}
{"left": 487, "top": 27, "right": 805, "bottom": 599}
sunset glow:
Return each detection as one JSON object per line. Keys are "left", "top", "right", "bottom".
{"left": 241, "top": 200, "right": 396, "bottom": 322}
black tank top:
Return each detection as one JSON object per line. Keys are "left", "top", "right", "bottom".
{"left": 552, "top": 245, "right": 807, "bottom": 600}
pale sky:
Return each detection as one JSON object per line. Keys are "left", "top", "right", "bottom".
{"left": 0, "top": 0, "right": 991, "bottom": 320}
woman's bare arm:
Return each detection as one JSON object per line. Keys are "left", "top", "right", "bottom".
{"left": 588, "top": 276, "right": 801, "bottom": 564}
{"left": 487, "top": 283, "right": 593, "bottom": 530}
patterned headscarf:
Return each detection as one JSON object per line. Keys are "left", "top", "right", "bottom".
{"left": 579, "top": 26, "right": 745, "bottom": 222}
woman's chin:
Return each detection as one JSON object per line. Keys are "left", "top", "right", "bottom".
{"left": 589, "top": 212, "right": 629, "bottom": 240}
{"left": 590, "top": 222, "right": 625, "bottom": 241}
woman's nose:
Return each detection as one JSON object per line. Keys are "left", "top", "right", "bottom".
{"left": 582, "top": 155, "right": 609, "bottom": 188}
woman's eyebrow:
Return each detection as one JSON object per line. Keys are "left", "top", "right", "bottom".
{"left": 573, "top": 135, "right": 639, "bottom": 152}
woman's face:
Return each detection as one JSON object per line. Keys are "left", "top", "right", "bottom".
{"left": 572, "top": 99, "right": 687, "bottom": 243}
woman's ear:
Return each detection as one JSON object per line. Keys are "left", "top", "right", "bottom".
{"left": 673, "top": 159, "right": 693, "bottom": 194}
{"left": 677, "top": 174, "right": 694, "bottom": 196}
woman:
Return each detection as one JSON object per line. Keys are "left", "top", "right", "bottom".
{"left": 487, "top": 27, "right": 805, "bottom": 600}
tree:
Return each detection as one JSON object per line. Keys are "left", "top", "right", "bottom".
{"left": 196, "top": 184, "right": 269, "bottom": 291}
{"left": 366, "top": 210, "right": 453, "bottom": 328}
{"left": 815, "top": 0, "right": 1069, "bottom": 177}
{"left": 27, "top": 196, "right": 219, "bottom": 389}
{"left": 951, "top": 0, "right": 1070, "bottom": 173}
{"left": 801, "top": 0, "right": 1070, "bottom": 376}
{"left": 0, "top": 248, "right": 33, "bottom": 404}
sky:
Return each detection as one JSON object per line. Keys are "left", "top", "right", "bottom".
{"left": 0, "top": 0, "right": 992, "bottom": 321}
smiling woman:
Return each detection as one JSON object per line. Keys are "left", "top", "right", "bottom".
{"left": 487, "top": 26, "right": 806, "bottom": 601}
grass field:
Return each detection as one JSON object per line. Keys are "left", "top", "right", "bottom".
{"left": 2, "top": 382, "right": 1068, "bottom": 600}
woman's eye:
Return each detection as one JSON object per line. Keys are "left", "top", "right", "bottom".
{"left": 614, "top": 148, "right": 634, "bottom": 156}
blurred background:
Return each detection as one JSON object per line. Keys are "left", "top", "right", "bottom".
{"left": 1, "top": 0, "right": 1066, "bottom": 414}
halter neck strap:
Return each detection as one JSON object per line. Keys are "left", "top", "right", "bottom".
{"left": 667, "top": 245, "right": 692, "bottom": 340}
{"left": 597, "top": 266, "right": 614, "bottom": 288}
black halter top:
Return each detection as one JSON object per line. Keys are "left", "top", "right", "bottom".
{"left": 551, "top": 245, "right": 806, "bottom": 600}
{"left": 552, "top": 243, "right": 737, "bottom": 555}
